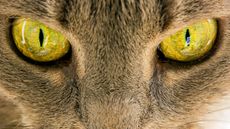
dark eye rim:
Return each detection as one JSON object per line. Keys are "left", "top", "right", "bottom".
{"left": 156, "top": 19, "right": 220, "bottom": 66}
{"left": 8, "top": 18, "right": 72, "bottom": 66}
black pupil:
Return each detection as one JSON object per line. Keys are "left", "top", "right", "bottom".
{"left": 39, "top": 29, "right": 44, "bottom": 47}
{"left": 185, "top": 29, "right": 190, "bottom": 46}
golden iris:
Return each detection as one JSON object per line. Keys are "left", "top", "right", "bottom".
{"left": 159, "top": 19, "right": 217, "bottom": 62}
{"left": 12, "top": 18, "right": 70, "bottom": 62}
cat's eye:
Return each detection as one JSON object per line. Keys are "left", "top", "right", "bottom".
{"left": 158, "top": 19, "right": 217, "bottom": 62}
{"left": 12, "top": 18, "right": 70, "bottom": 62}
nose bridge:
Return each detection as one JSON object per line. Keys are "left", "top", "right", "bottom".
{"left": 84, "top": 93, "right": 143, "bottom": 129}
{"left": 78, "top": 34, "right": 148, "bottom": 128}
{"left": 73, "top": 5, "right": 151, "bottom": 127}
{"left": 82, "top": 25, "right": 145, "bottom": 94}
{"left": 81, "top": 72, "right": 146, "bottom": 129}
{"left": 81, "top": 22, "right": 144, "bottom": 86}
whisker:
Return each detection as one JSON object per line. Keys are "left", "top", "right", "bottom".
{"left": 162, "top": 119, "right": 230, "bottom": 129}
{"left": 207, "top": 106, "right": 230, "bottom": 114}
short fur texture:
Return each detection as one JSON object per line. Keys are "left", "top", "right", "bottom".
{"left": 0, "top": 0, "right": 230, "bottom": 129}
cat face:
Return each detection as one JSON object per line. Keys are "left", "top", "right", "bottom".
{"left": 0, "top": 0, "right": 230, "bottom": 129}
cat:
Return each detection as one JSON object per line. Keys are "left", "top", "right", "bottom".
{"left": 0, "top": 0, "right": 230, "bottom": 129}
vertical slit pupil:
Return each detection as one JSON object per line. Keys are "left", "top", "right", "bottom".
{"left": 39, "top": 29, "right": 44, "bottom": 47}
{"left": 185, "top": 29, "right": 190, "bottom": 46}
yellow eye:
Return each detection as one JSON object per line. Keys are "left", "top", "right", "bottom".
{"left": 159, "top": 19, "right": 217, "bottom": 62}
{"left": 12, "top": 18, "right": 70, "bottom": 62}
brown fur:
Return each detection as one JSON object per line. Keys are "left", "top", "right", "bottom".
{"left": 0, "top": 0, "right": 230, "bottom": 129}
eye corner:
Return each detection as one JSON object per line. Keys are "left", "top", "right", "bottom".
{"left": 157, "top": 46, "right": 169, "bottom": 63}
